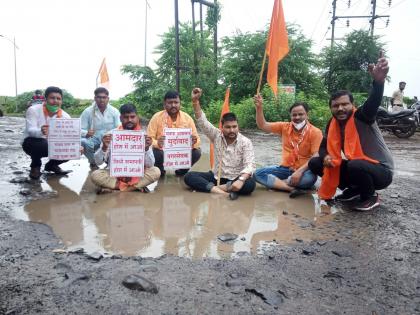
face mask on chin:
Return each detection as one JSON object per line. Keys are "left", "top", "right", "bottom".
{"left": 292, "top": 120, "right": 307, "bottom": 131}
{"left": 46, "top": 103, "right": 59, "bottom": 113}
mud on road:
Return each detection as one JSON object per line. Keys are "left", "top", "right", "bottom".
{"left": 1, "top": 116, "right": 419, "bottom": 314}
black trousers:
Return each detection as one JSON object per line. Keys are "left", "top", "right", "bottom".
{"left": 184, "top": 171, "right": 256, "bottom": 195}
{"left": 153, "top": 148, "right": 201, "bottom": 175}
{"left": 22, "top": 137, "right": 68, "bottom": 168}
{"left": 308, "top": 157, "right": 393, "bottom": 200}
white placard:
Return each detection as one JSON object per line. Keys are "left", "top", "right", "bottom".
{"left": 48, "top": 118, "right": 81, "bottom": 160}
{"left": 163, "top": 128, "right": 192, "bottom": 170}
{"left": 110, "top": 130, "right": 145, "bottom": 177}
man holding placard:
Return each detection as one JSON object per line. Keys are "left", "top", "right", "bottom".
{"left": 22, "top": 86, "right": 73, "bottom": 180}
{"left": 80, "top": 87, "right": 120, "bottom": 168}
{"left": 185, "top": 88, "right": 256, "bottom": 200}
{"left": 147, "top": 91, "right": 201, "bottom": 176}
{"left": 91, "top": 104, "right": 160, "bottom": 193}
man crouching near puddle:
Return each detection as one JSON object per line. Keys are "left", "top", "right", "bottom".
{"left": 90, "top": 103, "right": 161, "bottom": 194}
{"left": 184, "top": 88, "right": 256, "bottom": 200}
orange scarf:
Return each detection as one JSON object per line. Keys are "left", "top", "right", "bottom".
{"left": 42, "top": 103, "right": 62, "bottom": 119}
{"left": 318, "top": 111, "right": 378, "bottom": 200}
{"left": 164, "top": 112, "right": 180, "bottom": 128}
{"left": 284, "top": 122, "right": 312, "bottom": 170}
{"left": 116, "top": 123, "right": 143, "bottom": 191}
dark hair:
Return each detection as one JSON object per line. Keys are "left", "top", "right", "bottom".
{"left": 35, "top": 89, "right": 42, "bottom": 95}
{"left": 399, "top": 81, "right": 406, "bottom": 85}
{"left": 120, "top": 103, "right": 137, "bottom": 115}
{"left": 329, "top": 90, "right": 354, "bottom": 107}
{"left": 221, "top": 112, "right": 237, "bottom": 125}
{"left": 94, "top": 87, "right": 109, "bottom": 96}
{"left": 164, "top": 90, "right": 180, "bottom": 101}
{"left": 289, "top": 101, "right": 309, "bottom": 113}
{"left": 44, "top": 86, "right": 63, "bottom": 98}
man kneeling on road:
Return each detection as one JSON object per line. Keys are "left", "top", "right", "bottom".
{"left": 90, "top": 103, "right": 160, "bottom": 193}
{"left": 308, "top": 52, "right": 394, "bottom": 211}
{"left": 184, "top": 88, "right": 256, "bottom": 200}
{"left": 253, "top": 96, "right": 323, "bottom": 198}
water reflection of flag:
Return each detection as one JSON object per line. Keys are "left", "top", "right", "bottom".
{"left": 97, "top": 58, "right": 110, "bottom": 88}
{"left": 265, "top": 0, "right": 289, "bottom": 96}
{"left": 210, "top": 87, "right": 230, "bottom": 168}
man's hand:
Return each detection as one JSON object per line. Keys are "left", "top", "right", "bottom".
{"left": 368, "top": 50, "right": 389, "bottom": 84}
{"left": 102, "top": 134, "right": 112, "bottom": 151}
{"left": 41, "top": 125, "right": 49, "bottom": 136}
{"left": 157, "top": 136, "right": 165, "bottom": 149}
{"left": 86, "top": 129, "right": 95, "bottom": 138}
{"left": 323, "top": 154, "right": 334, "bottom": 168}
{"left": 289, "top": 170, "right": 303, "bottom": 186}
{"left": 191, "top": 135, "right": 197, "bottom": 146}
{"left": 230, "top": 180, "right": 244, "bottom": 192}
{"left": 253, "top": 94, "right": 263, "bottom": 110}
{"left": 145, "top": 136, "right": 152, "bottom": 151}
{"left": 191, "top": 88, "right": 202, "bottom": 102}
{"left": 80, "top": 146, "right": 84, "bottom": 154}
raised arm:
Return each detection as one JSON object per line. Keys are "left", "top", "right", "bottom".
{"left": 191, "top": 87, "right": 219, "bottom": 141}
{"left": 253, "top": 94, "right": 276, "bottom": 133}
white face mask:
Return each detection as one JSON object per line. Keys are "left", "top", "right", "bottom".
{"left": 292, "top": 120, "right": 307, "bottom": 131}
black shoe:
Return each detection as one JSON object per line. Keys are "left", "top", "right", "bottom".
{"left": 352, "top": 194, "right": 380, "bottom": 211}
{"left": 29, "top": 167, "right": 41, "bottom": 180}
{"left": 335, "top": 187, "right": 360, "bottom": 202}
{"left": 229, "top": 192, "right": 239, "bottom": 200}
{"left": 90, "top": 163, "right": 99, "bottom": 170}
{"left": 44, "top": 163, "right": 71, "bottom": 175}
{"left": 175, "top": 169, "right": 188, "bottom": 176}
{"left": 289, "top": 189, "right": 306, "bottom": 199}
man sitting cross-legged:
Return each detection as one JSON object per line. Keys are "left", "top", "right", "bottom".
{"left": 90, "top": 103, "right": 160, "bottom": 193}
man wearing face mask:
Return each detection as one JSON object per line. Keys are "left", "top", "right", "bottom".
{"left": 253, "top": 96, "right": 323, "bottom": 198}
{"left": 22, "top": 86, "right": 72, "bottom": 180}
{"left": 90, "top": 103, "right": 160, "bottom": 194}
{"left": 147, "top": 90, "right": 201, "bottom": 177}
{"left": 185, "top": 88, "right": 256, "bottom": 200}
{"left": 308, "top": 52, "right": 393, "bottom": 211}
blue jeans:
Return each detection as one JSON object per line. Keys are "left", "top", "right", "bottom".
{"left": 254, "top": 165, "right": 317, "bottom": 190}
{"left": 81, "top": 136, "right": 102, "bottom": 163}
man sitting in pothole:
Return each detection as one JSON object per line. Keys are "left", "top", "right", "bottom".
{"left": 252, "top": 96, "right": 323, "bottom": 198}
{"left": 185, "top": 88, "right": 256, "bottom": 200}
{"left": 90, "top": 103, "right": 161, "bottom": 194}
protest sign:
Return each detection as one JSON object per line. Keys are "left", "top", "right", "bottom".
{"left": 110, "top": 130, "right": 145, "bottom": 177}
{"left": 48, "top": 118, "right": 81, "bottom": 160}
{"left": 163, "top": 128, "right": 192, "bottom": 170}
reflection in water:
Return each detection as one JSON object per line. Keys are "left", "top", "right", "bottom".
{"left": 22, "top": 149, "right": 338, "bottom": 258}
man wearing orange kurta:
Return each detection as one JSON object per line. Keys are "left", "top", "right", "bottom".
{"left": 253, "top": 97, "right": 323, "bottom": 198}
{"left": 147, "top": 91, "right": 201, "bottom": 176}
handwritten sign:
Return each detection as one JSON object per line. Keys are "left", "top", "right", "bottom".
{"left": 163, "top": 128, "right": 192, "bottom": 170}
{"left": 48, "top": 118, "right": 81, "bottom": 160}
{"left": 110, "top": 130, "right": 145, "bottom": 177}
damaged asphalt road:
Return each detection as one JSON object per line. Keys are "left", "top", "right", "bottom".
{"left": 1, "top": 116, "right": 419, "bottom": 314}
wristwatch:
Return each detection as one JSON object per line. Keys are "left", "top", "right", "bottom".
{"left": 238, "top": 176, "right": 246, "bottom": 182}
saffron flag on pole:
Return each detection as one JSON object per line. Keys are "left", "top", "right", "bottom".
{"left": 210, "top": 87, "right": 230, "bottom": 168}
{"left": 97, "top": 58, "right": 110, "bottom": 88}
{"left": 265, "top": 0, "right": 289, "bottom": 96}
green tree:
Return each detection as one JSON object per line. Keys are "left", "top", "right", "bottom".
{"left": 321, "top": 30, "right": 385, "bottom": 93}
{"left": 221, "top": 25, "right": 325, "bottom": 103}
{"left": 12, "top": 89, "right": 78, "bottom": 113}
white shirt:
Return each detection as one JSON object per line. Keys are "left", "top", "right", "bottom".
{"left": 23, "top": 103, "right": 71, "bottom": 140}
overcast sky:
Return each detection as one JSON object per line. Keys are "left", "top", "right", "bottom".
{"left": 0, "top": 0, "right": 418, "bottom": 100}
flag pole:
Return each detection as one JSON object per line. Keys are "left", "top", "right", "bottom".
{"left": 256, "top": 50, "right": 267, "bottom": 95}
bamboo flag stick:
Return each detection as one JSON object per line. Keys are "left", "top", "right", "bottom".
{"left": 216, "top": 149, "right": 222, "bottom": 186}
{"left": 256, "top": 50, "right": 267, "bottom": 95}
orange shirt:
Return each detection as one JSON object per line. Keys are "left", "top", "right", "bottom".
{"left": 270, "top": 122, "right": 322, "bottom": 170}
{"left": 147, "top": 110, "right": 201, "bottom": 149}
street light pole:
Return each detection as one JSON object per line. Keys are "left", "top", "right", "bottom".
{"left": 0, "top": 34, "right": 19, "bottom": 99}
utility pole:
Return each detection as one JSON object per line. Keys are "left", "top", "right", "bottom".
{"left": 144, "top": 0, "right": 150, "bottom": 66}
{"left": 370, "top": 0, "right": 376, "bottom": 36}
{"left": 174, "top": 0, "right": 180, "bottom": 92}
{"left": 330, "top": 0, "right": 337, "bottom": 48}
{"left": 191, "top": 0, "right": 198, "bottom": 83}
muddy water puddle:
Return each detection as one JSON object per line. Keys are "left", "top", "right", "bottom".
{"left": 18, "top": 141, "right": 338, "bottom": 259}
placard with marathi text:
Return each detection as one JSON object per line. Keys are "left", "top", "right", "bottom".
{"left": 48, "top": 118, "right": 81, "bottom": 160}
{"left": 110, "top": 130, "right": 145, "bottom": 177}
{"left": 163, "top": 128, "right": 192, "bottom": 170}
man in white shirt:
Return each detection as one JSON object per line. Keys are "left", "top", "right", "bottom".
{"left": 22, "top": 86, "right": 72, "bottom": 179}
{"left": 391, "top": 81, "right": 406, "bottom": 112}
{"left": 90, "top": 103, "right": 160, "bottom": 194}
{"left": 80, "top": 87, "right": 120, "bottom": 168}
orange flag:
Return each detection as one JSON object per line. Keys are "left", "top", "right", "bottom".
{"left": 265, "top": 0, "right": 289, "bottom": 96}
{"left": 210, "top": 87, "right": 230, "bottom": 168}
{"left": 98, "top": 58, "right": 110, "bottom": 88}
